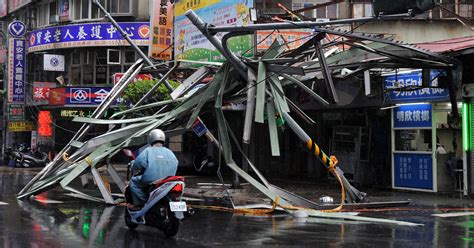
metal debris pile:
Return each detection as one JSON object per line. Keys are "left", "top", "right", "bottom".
{"left": 17, "top": 10, "right": 456, "bottom": 226}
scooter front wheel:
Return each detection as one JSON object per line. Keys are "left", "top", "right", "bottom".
{"left": 125, "top": 209, "right": 138, "bottom": 230}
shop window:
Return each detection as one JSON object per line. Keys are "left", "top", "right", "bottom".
{"left": 72, "top": 0, "right": 134, "bottom": 21}
{"left": 395, "top": 130, "right": 432, "bottom": 151}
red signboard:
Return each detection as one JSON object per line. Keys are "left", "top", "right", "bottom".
{"left": 113, "top": 73, "right": 153, "bottom": 84}
{"left": 49, "top": 88, "right": 66, "bottom": 106}
{"left": 33, "top": 82, "right": 56, "bottom": 104}
{"left": 38, "top": 111, "right": 52, "bottom": 137}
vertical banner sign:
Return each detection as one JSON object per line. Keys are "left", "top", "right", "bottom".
{"left": 149, "top": 0, "right": 173, "bottom": 60}
{"left": 8, "top": 38, "right": 26, "bottom": 102}
{"left": 37, "top": 111, "right": 53, "bottom": 137}
{"left": 174, "top": 0, "right": 254, "bottom": 62}
{"left": 59, "top": 0, "right": 70, "bottom": 22}
{"left": 31, "top": 130, "right": 37, "bottom": 150}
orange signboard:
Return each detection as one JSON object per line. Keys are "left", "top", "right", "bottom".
{"left": 149, "top": 0, "right": 173, "bottom": 60}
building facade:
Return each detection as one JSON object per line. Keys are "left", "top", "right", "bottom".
{"left": 0, "top": 0, "right": 152, "bottom": 156}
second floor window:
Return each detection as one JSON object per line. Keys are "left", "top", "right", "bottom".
{"left": 72, "top": 0, "right": 133, "bottom": 21}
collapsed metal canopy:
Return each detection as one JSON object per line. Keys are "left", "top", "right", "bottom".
{"left": 16, "top": 9, "right": 457, "bottom": 226}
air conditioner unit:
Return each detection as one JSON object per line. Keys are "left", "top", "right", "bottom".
{"left": 50, "top": 15, "right": 59, "bottom": 24}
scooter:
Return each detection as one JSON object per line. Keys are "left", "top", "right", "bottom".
{"left": 20, "top": 150, "right": 49, "bottom": 168}
{"left": 122, "top": 149, "right": 187, "bottom": 237}
{"left": 6, "top": 146, "right": 49, "bottom": 168}
{"left": 5, "top": 147, "right": 23, "bottom": 167}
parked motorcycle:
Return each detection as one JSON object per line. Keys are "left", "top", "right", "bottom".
{"left": 5, "top": 145, "right": 49, "bottom": 168}
{"left": 122, "top": 149, "right": 187, "bottom": 237}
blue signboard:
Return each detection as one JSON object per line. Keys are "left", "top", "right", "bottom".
{"left": 8, "top": 20, "right": 26, "bottom": 37}
{"left": 8, "top": 38, "right": 26, "bottom": 102}
{"left": 384, "top": 70, "right": 449, "bottom": 102}
{"left": 393, "top": 104, "right": 432, "bottom": 129}
{"left": 394, "top": 153, "right": 433, "bottom": 190}
{"left": 65, "top": 87, "right": 122, "bottom": 106}
{"left": 28, "top": 22, "right": 150, "bottom": 52}
{"left": 191, "top": 117, "right": 208, "bottom": 137}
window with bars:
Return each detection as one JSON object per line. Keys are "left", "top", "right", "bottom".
{"left": 67, "top": 48, "right": 140, "bottom": 85}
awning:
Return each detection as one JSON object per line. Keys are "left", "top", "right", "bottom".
{"left": 416, "top": 36, "right": 474, "bottom": 54}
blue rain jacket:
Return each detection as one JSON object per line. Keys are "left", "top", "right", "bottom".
{"left": 130, "top": 146, "right": 178, "bottom": 205}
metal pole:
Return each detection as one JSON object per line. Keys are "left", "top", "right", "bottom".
{"left": 185, "top": 10, "right": 248, "bottom": 80}
{"left": 281, "top": 112, "right": 365, "bottom": 203}
{"left": 92, "top": 0, "right": 174, "bottom": 92}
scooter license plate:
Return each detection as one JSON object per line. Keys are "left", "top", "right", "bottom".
{"left": 169, "top": 201, "right": 187, "bottom": 212}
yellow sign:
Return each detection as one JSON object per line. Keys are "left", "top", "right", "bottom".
{"left": 8, "top": 121, "right": 35, "bottom": 132}
{"left": 175, "top": 0, "right": 219, "bottom": 16}
{"left": 149, "top": 0, "right": 174, "bottom": 60}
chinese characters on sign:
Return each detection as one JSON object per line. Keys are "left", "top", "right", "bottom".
{"left": 8, "top": 38, "right": 26, "bottom": 102}
{"left": 394, "top": 153, "right": 433, "bottom": 190}
{"left": 37, "top": 111, "right": 52, "bottom": 137}
{"left": 8, "top": 121, "right": 34, "bottom": 132}
{"left": 7, "top": 104, "right": 24, "bottom": 121}
{"left": 46, "top": 87, "right": 121, "bottom": 106}
{"left": 149, "top": 0, "right": 173, "bottom": 60}
{"left": 393, "top": 104, "right": 432, "bottom": 129}
{"left": 58, "top": 109, "right": 112, "bottom": 119}
{"left": 383, "top": 70, "right": 449, "bottom": 103}
{"left": 28, "top": 22, "right": 150, "bottom": 53}
{"left": 33, "top": 82, "right": 56, "bottom": 105}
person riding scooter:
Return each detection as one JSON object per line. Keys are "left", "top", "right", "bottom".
{"left": 129, "top": 129, "right": 179, "bottom": 209}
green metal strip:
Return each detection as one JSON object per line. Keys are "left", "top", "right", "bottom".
{"left": 304, "top": 210, "right": 422, "bottom": 226}
{"left": 186, "top": 64, "right": 229, "bottom": 129}
{"left": 213, "top": 68, "right": 292, "bottom": 208}
{"left": 255, "top": 61, "right": 267, "bottom": 123}
{"left": 73, "top": 114, "right": 167, "bottom": 125}
{"left": 269, "top": 75, "right": 290, "bottom": 113}
{"left": 267, "top": 102, "right": 280, "bottom": 156}
{"left": 59, "top": 144, "right": 110, "bottom": 188}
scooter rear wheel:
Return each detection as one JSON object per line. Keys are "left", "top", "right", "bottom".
{"left": 162, "top": 216, "right": 179, "bottom": 238}
{"left": 124, "top": 209, "right": 138, "bottom": 230}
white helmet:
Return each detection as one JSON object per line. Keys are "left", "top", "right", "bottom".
{"left": 148, "top": 129, "right": 166, "bottom": 145}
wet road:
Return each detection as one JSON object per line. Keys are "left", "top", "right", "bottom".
{"left": 1, "top": 168, "right": 474, "bottom": 247}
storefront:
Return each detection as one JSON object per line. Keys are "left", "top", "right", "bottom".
{"left": 385, "top": 69, "right": 464, "bottom": 193}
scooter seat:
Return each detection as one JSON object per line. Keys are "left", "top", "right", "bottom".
{"left": 152, "top": 176, "right": 184, "bottom": 188}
